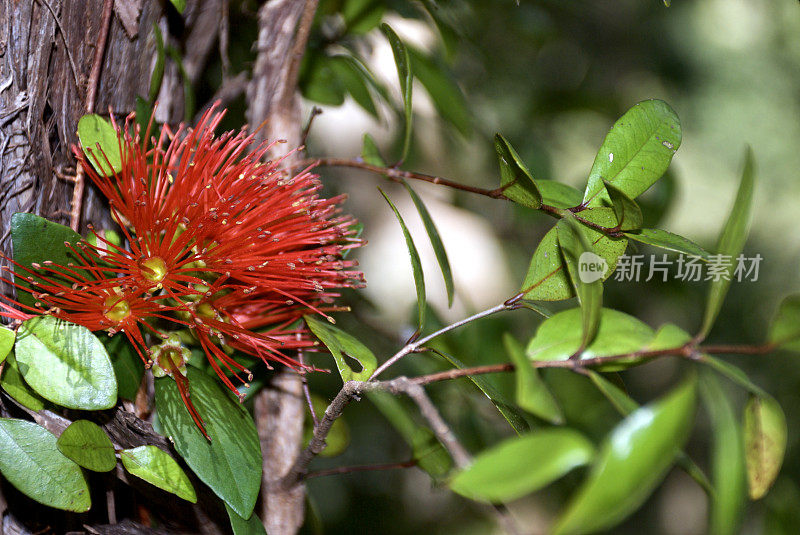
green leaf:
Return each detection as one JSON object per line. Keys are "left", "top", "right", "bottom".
{"left": 624, "top": 228, "right": 710, "bottom": 260}
{"left": 583, "top": 99, "right": 681, "bottom": 206}
{"left": 77, "top": 114, "right": 123, "bottom": 175}
{"left": 226, "top": 503, "right": 267, "bottom": 535}
{"left": 419, "top": 0, "right": 460, "bottom": 59}
{"left": 329, "top": 55, "right": 378, "bottom": 118}
{"left": 379, "top": 189, "right": 426, "bottom": 330}
{"left": 169, "top": 0, "right": 186, "bottom": 14}
{"left": 527, "top": 308, "right": 654, "bottom": 371}
{"left": 494, "top": 133, "right": 542, "bottom": 208}
{"left": 105, "top": 335, "right": 144, "bottom": 400}
{"left": 434, "top": 350, "right": 529, "bottom": 434}
{"left": 56, "top": 420, "right": 116, "bottom": 472}
{"left": 0, "top": 326, "right": 15, "bottom": 363}
{"left": 450, "top": 429, "right": 594, "bottom": 503}
{"left": 155, "top": 368, "right": 261, "bottom": 517}
{"left": 15, "top": 316, "right": 117, "bottom": 410}
{"left": 557, "top": 218, "right": 603, "bottom": 350}
{"left": 699, "top": 355, "right": 769, "bottom": 397}
{"left": 538, "top": 181, "right": 583, "bottom": 209}
{"left": 699, "top": 147, "right": 755, "bottom": 339}
{"left": 644, "top": 323, "right": 692, "bottom": 351}
{"left": 744, "top": 395, "right": 786, "bottom": 500}
{"left": 0, "top": 418, "right": 90, "bottom": 512}
{"left": 603, "top": 180, "right": 643, "bottom": 231}
{"left": 553, "top": 375, "right": 697, "bottom": 535}
{"left": 367, "top": 391, "right": 452, "bottom": 479}
{"left": 521, "top": 208, "right": 627, "bottom": 301}
{"left": 342, "top": 0, "right": 385, "bottom": 34}
{"left": 504, "top": 334, "right": 563, "bottom": 424}
{"left": 1, "top": 352, "right": 46, "bottom": 411}
{"left": 304, "top": 316, "right": 377, "bottom": 382}
{"left": 300, "top": 54, "right": 346, "bottom": 106}
{"left": 408, "top": 47, "right": 471, "bottom": 136}
{"left": 361, "top": 134, "right": 386, "bottom": 167}
{"left": 768, "top": 295, "right": 800, "bottom": 351}
{"left": 11, "top": 212, "right": 83, "bottom": 307}
{"left": 403, "top": 181, "right": 454, "bottom": 307}
{"left": 700, "top": 373, "right": 747, "bottom": 535}
{"left": 121, "top": 445, "right": 197, "bottom": 503}
{"left": 380, "top": 24, "right": 413, "bottom": 161}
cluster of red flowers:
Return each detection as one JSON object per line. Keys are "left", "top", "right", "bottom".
{"left": 2, "top": 106, "right": 364, "bottom": 436}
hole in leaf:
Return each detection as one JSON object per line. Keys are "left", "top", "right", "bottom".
{"left": 343, "top": 353, "right": 363, "bottom": 373}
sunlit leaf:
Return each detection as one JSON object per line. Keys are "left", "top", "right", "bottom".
{"left": 57, "top": 420, "right": 116, "bottom": 472}
{"left": 699, "top": 147, "right": 755, "bottom": 339}
{"left": 495, "top": 133, "right": 542, "bottom": 208}
{"left": 504, "top": 334, "right": 563, "bottom": 424}
{"left": 604, "top": 180, "right": 643, "bottom": 231}
{"left": 0, "top": 418, "right": 90, "bottom": 512}
{"left": 362, "top": 133, "right": 386, "bottom": 167}
{"left": 450, "top": 429, "right": 594, "bottom": 502}
{"left": 305, "top": 316, "right": 378, "bottom": 383}
{"left": 624, "top": 228, "right": 710, "bottom": 260}
{"left": 379, "top": 189, "right": 426, "bottom": 330}
{"left": 553, "top": 375, "right": 697, "bottom": 535}
{"left": 701, "top": 372, "right": 746, "bottom": 535}
{"left": 77, "top": 114, "right": 122, "bottom": 175}
{"left": 744, "top": 395, "right": 787, "bottom": 500}
{"left": 15, "top": 316, "right": 117, "bottom": 410}
{"left": 583, "top": 99, "right": 681, "bottom": 206}
{"left": 538, "top": 181, "right": 584, "bottom": 209}
{"left": 403, "top": 181, "right": 455, "bottom": 307}
{"left": 121, "top": 445, "right": 197, "bottom": 503}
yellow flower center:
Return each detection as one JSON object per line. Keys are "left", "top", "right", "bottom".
{"left": 138, "top": 256, "right": 168, "bottom": 283}
{"left": 103, "top": 295, "right": 130, "bottom": 323}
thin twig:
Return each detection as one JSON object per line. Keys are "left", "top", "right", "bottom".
{"left": 279, "top": 0, "right": 319, "bottom": 112}
{"left": 369, "top": 301, "right": 514, "bottom": 380}
{"left": 69, "top": 0, "right": 114, "bottom": 232}
{"left": 305, "top": 459, "right": 417, "bottom": 479}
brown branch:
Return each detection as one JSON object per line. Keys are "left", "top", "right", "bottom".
{"left": 305, "top": 460, "right": 417, "bottom": 479}
{"left": 279, "top": 0, "right": 319, "bottom": 113}
{"left": 69, "top": 0, "right": 113, "bottom": 232}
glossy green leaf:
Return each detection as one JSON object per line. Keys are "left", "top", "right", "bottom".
{"left": 408, "top": 47, "right": 471, "bottom": 136}
{"left": 329, "top": 55, "right": 378, "bottom": 118}
{"left": 0, "top": 418, "right": 90, "bottom": 512}
{"left": 553, "top": 375, "right": 697, "bottom": 535}
{"left": 0, "top": 326, "right": 15, "bottom": 363}
{"left": 155, "top": 368, "right": 261, "bottom": 517}
{"left": 504, "top": 334, "right": 563, "bottom": 424}
{"left": 361, "top": 133, "right": 386, "bottom": 167}
{"left": 644, "top": 323, "right": 692, "bottom": 351}
{"left": 379, "top": 189, "right": 426, "bottom": 330}
{"left": 305, "top": 315, "right": 377, "bottom": 382}
{"left": 699, "top": 147, "right": 755, "bottom": 339}
{"left": 380, "top": 24, "right": 413, "bottom": 161}
{"left": 450, "top": 429, "right": 594, "bottom": 503}
{"left": 699, "top": 355, "right": 769, "bottom": 397}
{"left": 435, "top": 350, "right": 529, "bottom": 434}
{"left": 56, "top": 420, "right": 116, "bottom": 472}
{"left": 105, "top": 335, "right": 144, "bottom": 400}
{"left": 583, "top": 99, "right": 681, "bottom": 206}
{"left": 495, "top": 133, "right": 542, "bottom": 208}
{"left": 403, "top": 180, "right": 454, "bottom": 307}
{"left": 538, "top": 181, "right": 583, "bottom": 209}
{"left": 15, "top": 316, "right": 117, "bottom": 410}
{"left": 11, "top": 212, "right": 83, "bottom": 307}
{"left": 1, "top": 352, "right": 46, "bottom": 411}
{"left": 587, "top": 370, "right": 713, "bottom": 496}
{"left": 77, "top": 114, "right": 122, "bottom": 175}
{"left": 557, "top": 217, "right": 603, "bottom": 350}
{"left": 521, "top": 208, "right": 627, "bottom": 301}
{"left": 367, "top": 391, "right": 452, "bottom": 479}
{"left": 700, "top": 373, "right": 747, "bottom": 535}
{"left": 527, "top": 308, "right": 654, "bottom": 370}
{"left": 603, "top": 180, "right": 643, "bottom": 231}
{"left": 121, "top": 445, "right": 196, "bottom": 503}
{"left": 624, "top": 228, "right": 710, "bottom": 260}
{"left": 768, "top": 295, "right": 800, "bottom": 351}
{"left": 226, "top": 503, "right": 267, "bottom": 535}
{"left": 744, "top": 395, "right": 786, "bottom": 500}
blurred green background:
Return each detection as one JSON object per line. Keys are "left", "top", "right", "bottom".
{"left": 205, "top": 1, "right": 800, "bottom": 533}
